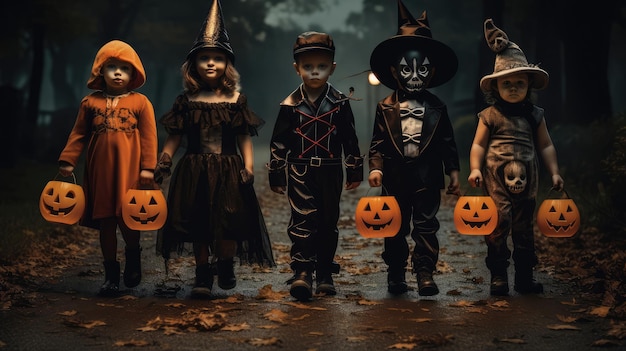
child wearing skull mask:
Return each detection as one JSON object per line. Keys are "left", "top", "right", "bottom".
{"left": 368, "top": 1, "right": 460, "bottom": 296}
{"left": 468, "top": 19, "right": 564, "bottom": 296}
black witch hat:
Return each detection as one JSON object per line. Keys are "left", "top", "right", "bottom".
{"left": 369, "top": 0, "right": 458, "bottom": 89}
{"left": 187, "top": 0, "right": 235, "bottom": 63}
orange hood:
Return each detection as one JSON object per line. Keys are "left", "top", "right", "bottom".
{"left": 87, "top": 40, "right": 146, "bottom": 91}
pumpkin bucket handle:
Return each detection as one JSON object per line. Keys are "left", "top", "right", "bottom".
{"left": 54, "top": 172, "right": 78, "bottom": 184}
{"left": 131, "top": 179, "right": 161, "bottom": 191}
{"left": 544, "top": 187, "right": 572, "bottom": 200}
{"left": 364, "top": 185, "right": 391, "bottom": 197}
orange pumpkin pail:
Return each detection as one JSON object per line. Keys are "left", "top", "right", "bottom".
{"left": 39, "top": 173, "right": 86, "bottom": 225}
{"left": 536, "top": 188, "right": 580, "bottom": 238}
{"left": 355, "top": 187, "right": 401, "bottom": 238}
{"left": 121, "top": 182, "right": 167, "bottom": 231}
{"left": 453, "top": 188, "right": 498, "bottom": 235}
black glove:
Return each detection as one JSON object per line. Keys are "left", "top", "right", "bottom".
{"left": 240, "top": 168, "right": 254, "bottom": 185}
{"left": 154, "top": 152, "right": 172, "bottom": 184}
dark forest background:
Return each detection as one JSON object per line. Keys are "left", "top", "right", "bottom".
{"left": 1, "top": 0, "right": 625, "bottom": 234}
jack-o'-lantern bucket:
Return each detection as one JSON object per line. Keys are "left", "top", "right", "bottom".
{"left": 536, "top": 188, "right": 580, "bottom": 238}
{"left": 39, "top": 173, "right": 85, "bottom": 225}
{"left": 453, "top": 188, "right": 498, "bottom": 235}
{"left": 355, "top": 187, "right": 402, "bottom": 238}
{"left": 122, "top": 182, "right": 167, "bottom": 231}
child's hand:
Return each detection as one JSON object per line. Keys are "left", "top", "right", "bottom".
{"left": 446, "top": 170, "right": 460, "bottom": 196}
{"left": 59, "top": 163, "right": 74, "bottom": 177}
{"left": 154, "top": 152, "right": 172, "bottom": 184}
{"left": 345, "top": 181, "right": 361, "bottom": 190}
{"left": 271, "top": 186, "right": 286, "bottom": 194}
{"left": 240, "top": 168, "right": 254, "bottom": 185}
{"left": 139, "top": 169, "right": 154, "bottom": 186}
{"left": 368, "top": 172, "right": 382, "bottom": 187}
{"left": 552, "top": 174, "right": 564, "bottom": 192}
{"left": 468, "top": 169, "right": 483, "bottom": 188}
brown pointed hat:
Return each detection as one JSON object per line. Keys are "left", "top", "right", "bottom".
{"left": 187, "top": 0, "right": 235, "bottom": 63}
{"left": 479, "top": 18, "right": 548, "bottom": 92}
{"left": 370, "top": 0, "right": 458, "bottom": 90}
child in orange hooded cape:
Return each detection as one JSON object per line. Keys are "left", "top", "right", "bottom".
{"left": 58, "top": 40, "right": 158, "bottom": 297}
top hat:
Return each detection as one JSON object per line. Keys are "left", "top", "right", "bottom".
{"left": 369, "top": 0, "right": 458, "bottom": 90}
{"left": 187, "top": 0, "right": 235, "bottom": 63}
{"left": 87, "top": 40, "right": 146, "bottom": 91}
{"left": 479, "top": 18, "right": 548, "bottom": 92}
{"left": 293, "top": 31, "right": 335, "bottom": 59}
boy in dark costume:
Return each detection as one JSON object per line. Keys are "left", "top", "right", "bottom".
{"left": 268, "top": 31, "right": 363, "bottom": 301}
{"left": 368, "top": 0, "right": 460, "bottom": 296}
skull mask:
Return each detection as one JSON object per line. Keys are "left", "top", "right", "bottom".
{"left": 503, "top": 161, "right": 527, "bottom": 194}
{"left": 392, "top": 49, "right": 434, "bottom": 94}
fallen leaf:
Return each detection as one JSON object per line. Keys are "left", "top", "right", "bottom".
{"left": 556, "top": 314, "right": 578, "bottom": 323}
{"left": 58, "top": 310, "right": 77, "bottom": 316}
{"left": 387, "top": 343, "right": 416, "bottom": 349}
{"left": 358, "top": 299, "right": 382, "bottom": 306}
{"left": 407, "top": 318, "right": 432, "bottom": 323}
{"left": 589, "top": 306, "right": 611, "bottom": 318}
{"left": 221, "top": 322, "right": 250, "bottom": 332}
{"left": 547, "top": 324, "right": 581, "bottom": 331}
{"left": 496, "top": 338, "right": 526, "bottom": 344}
{"left": 112, "top": 339, "right": 150, "bottom": 347}
{"left": 347, "top": 335, "right": 368, "bottom": 342}
{"left": 248, "top": 337, "right": 281, "bottom": 346}
{"left": 264, "top": 309, "right": 289, "bottom": 324}
{"left": 591, "top": 339, "right": 621, "bottom": 347}
{"left": 388, "top": 308, "right": 413, "bottom": 313}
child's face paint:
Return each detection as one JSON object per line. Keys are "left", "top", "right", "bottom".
{"left": 392, "top": 50, "right": 434, "bottom": 93}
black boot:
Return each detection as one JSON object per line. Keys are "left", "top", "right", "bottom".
{"left": 490, "top": 269, "right": 510, "bottom": 296}
{"left": 416, "top": 270, "right": 439, "bottom": 296}
{"left": 290, "top": 270, "right": 313, "bottom": 302}
{"left": 191, "top": 263, "right": 214, "bottom": 298}
{"left": 123, "top": 246, "right": 142, "bottom": 288}
{"left": 217, "top": 259, "right": 236, "bottom": 290}
{"left": 315, "top": 269, "right": 336, "bottom": 296}
{"left": 387, "top": 266, "right": 408, "bottom": 295}
{"left": 514, "top": 266, "right": 544, "bottom": 294}
{"left": 99, "top": 260, "right": 120, "bottom": 297}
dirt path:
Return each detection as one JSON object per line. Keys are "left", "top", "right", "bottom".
{"left": 0, "top": 162, "right": 623, "bottom": 350}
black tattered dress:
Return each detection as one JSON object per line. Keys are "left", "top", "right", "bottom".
{"left": 158, "top": 94, "right": 275, "bottom": 267}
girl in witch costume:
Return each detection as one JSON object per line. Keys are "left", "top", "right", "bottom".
{"left": 155, "top": 0, "right": 275, "bottom": 299}
{"left": 58, "top": 40, "right": 158, "bottom": 297}
{"left": 368, "top": 0, "right": 460, "bottom": 297}
{"left": 468, "top": 19, "right": 564, "bottom": 296}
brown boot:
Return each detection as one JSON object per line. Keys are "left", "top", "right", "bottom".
{"left": 191, "top": 263, "right": 213, "bottom": 298}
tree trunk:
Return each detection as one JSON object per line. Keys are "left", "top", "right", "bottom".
{"left": 23, "top": 23, "right": 45, "bottom": 159}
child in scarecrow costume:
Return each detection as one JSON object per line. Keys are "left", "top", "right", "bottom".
{"left": 155, "top": 0, "right": 275, "bottom": 298}
{"left": 468, "top": 19, "right": 564, "bottom": 296}
{"left": 367, "top": 0, "right": 460, "bottom": 296}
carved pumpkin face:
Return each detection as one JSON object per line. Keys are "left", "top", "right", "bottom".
{"left": 453, "top": 195, "right": 498, "bottom": 235}
{"left": 39, "top": 180, "right": 85, "bottom": 225}
{"left": 121, "top": 189, "right": 167, "bottom": 231}
{"left": 537, "top": 198, "right": 580, "bottom": 237}
{"left": 355, "top": 196, "right": 401, "bottom": 238}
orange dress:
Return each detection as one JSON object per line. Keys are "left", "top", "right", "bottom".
{"left": 58, "top": 91, "right": 158, "bottom": 228}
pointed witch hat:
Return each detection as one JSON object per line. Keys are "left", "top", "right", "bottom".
{"left": 479, "top": 18, "right": 548, "bottom": 92}
{"left": 187, "top": 0, "right": 235, "bottom": 63}
{"left": 369, "top": 0, "right": 458, "bottom": 90}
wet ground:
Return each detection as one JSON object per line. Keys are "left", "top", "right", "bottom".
{"left": 0, "top": 156, "right": 617, "bottom": 351}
